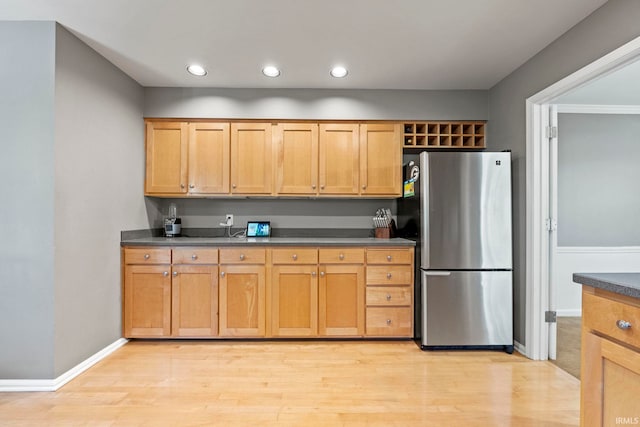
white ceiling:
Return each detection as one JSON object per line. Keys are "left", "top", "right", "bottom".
{"left": 1, "top": 0, "right": 608, "bottom": 89}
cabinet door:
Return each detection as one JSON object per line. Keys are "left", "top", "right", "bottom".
{"left": 188, "top": 122, "right": 230, "bottom": 194}
{"left": 272, "top": 265, "right": 318, "bottom": 337}
{"left": 319, "top": 124, "right": 359, "bottom": 195}
{"left": 145, "top": 121, "right": 188, "bottom": 194}
{"left": 582, "top": 331, "right": 640, "bottom": 427}
{"left": 124, "top": 265, "right": 171, "bottom": 337}
{"left": 318, "top": 264, "right": 365, "bottom": 336}
{"left": 230, "top": 123, "right": 273, "bottom": 194}
{"left": 171, "top": 265, "right": 219, "bottom": 337}
{"left": 275, "top": 123, "right": 319, "bottom": 195}
{"left": 360, "top": 123, "right": 402, "bottom": 196}
{"left": 218, "top": 265, "right": 266, "bottom": 336}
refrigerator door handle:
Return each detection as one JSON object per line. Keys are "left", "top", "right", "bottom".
{"left": 425, "top": 271, "right": 451, "bottom": 276}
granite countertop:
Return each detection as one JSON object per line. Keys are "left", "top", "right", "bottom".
{"left": 573, "top": 273, "right": 640, "bottom": 299}
{"left": 121, "top": 236, "right": 416, "bottom": 247}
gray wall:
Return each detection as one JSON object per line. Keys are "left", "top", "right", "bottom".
{"left": 145, "top": 87, "right": 489, "bottom": 231}
{"left": 488, "top": 0, "right": 640, "bottom": 344}
{"left": 557, "top": 113, "right": 640, "bottom": 246}
{"left": 0, "top": 22, "right": 56, "bottom": 379}
{"left": 53, "top": 26, "right": 147, "bottom": 376}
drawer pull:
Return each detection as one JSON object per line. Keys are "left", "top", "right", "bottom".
{"left": 320, "top": 271, "right": 325, "bottom": 277}
{"left": 311, "top": 271, "right": 316, "bottom": 277}
{"left": 617, "top": 320, "right": 632, "bottom": 330}
{"left": 239, "top": 254, "right": 245, "bottom": 261}
{"left": 163, "top": 271, "right": 169, "bottom": 277}
{"left": 144, "top": 254, "right": 150, "bottom": 260}
{"left": 192, "top": 254, "right": 198, "bottom": 260}
{"left": 339, "top": 253, "right": 345, "bottom": 260}
{"left": 387, "top": 255, "right": 392, "bottom": 261}
{"left": 387, "top": 273, "right": 392, "bottom": 279}
{"left": 292, "top": 254, "right": 298, "bottom": 261}
{"left": 386, "top": 319, "right": 392, "bottom": 325}
{"left": 386, "top": 294, "right": 392, "bottom": 301}
{"left": 172, "top": 271, "right": 178, "bottom": 277}
{"left": 220, "top": 271, "right": 226, "bottom": 278}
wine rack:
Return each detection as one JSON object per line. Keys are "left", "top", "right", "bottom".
{"left": 402, "top": 121, "right": 486, "bottom": 149}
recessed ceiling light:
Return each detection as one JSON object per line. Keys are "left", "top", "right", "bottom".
{"left": 186, "top": 64, "right": 207, "bottom": 76}
{"left": 330, "top": 66, "right": 348, "bottom": 78}
{"left": 262, "top": 66, "right": 281, "bottom": 77}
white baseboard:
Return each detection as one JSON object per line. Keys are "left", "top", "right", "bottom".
{"left": 557, "top": 309, "right": 582, "bottom": 317}
{"left": 0, "top": 338, "right": 128, "bottom": 392}
{"left": 514, "top": 340, "right": 526, "bottom": 357}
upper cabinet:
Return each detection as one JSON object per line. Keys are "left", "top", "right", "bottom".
{"left": 230, "top": 123, "right": 273, "bottom": 195}
{"left": 144, "top": 119, "right": 436, "bottom": 198}
{"left": 145, "top": 121, "right": 188, "bottom": 194}
{"left": 360, "top": 123, "right": 402, "bottom": 196}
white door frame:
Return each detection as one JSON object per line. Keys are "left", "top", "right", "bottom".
{"left": 524, "top": 36, "right": 640, "bottom": 360}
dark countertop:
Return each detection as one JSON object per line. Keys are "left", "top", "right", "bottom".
{"left": 121, "top": 236, "right": 416, "bottom": 247}
{"left": 573, "top": 273, "right": 640, "bottom": 299}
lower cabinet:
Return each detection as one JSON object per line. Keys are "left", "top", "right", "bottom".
{"left": 580, "top": 287, "right": 640, "bottom": 426}
{"left": 123, "top": 245, "right": 414, "bottom": 339}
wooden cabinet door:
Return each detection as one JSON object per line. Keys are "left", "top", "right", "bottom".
{"left": 360, "top": 123, "right": 402, "bottom": 196}
{"left": 230, "top": 123, "right": 273, "bottom": 194}
{"left": 218, "top": 264, "right": 266, "bottom": 336}
{"left": 272, "top": 265, "right": 318, "bottom": 337}
{"left": 582, "top": 331, "right": 640, "bottom": 427}
{"left": 188, "top": 122, "right": 230, "bottom": 194}
{"left": 319, "top": 123, "right": 359, "bottom": 195}
{"left": 318, "top": 264, "right": 365, "bottom": 336}
{"left": 124, "top": 265, "right": 171, "bottom": 337}
{"left": 275, "top": 123, "right": 319, "bottom": 195}
{"left": 145, "top": 121, "right": 188, "bottom": 194}
{"left": 171, "top": 265, "right": 219, "bottom": 337}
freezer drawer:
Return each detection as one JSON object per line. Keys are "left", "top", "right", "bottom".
{"left": 421, "top": 270, "right": 512, "bottom": 347}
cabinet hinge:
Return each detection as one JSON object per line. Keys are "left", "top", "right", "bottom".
{"left": 545, "top": 311, "right": 557, "bottom": 323}
{"left": 545, "top": 126, "right": 558, "bottom": 139}
{"left": 545, "top": 218, "right": 557, "bottom": 232}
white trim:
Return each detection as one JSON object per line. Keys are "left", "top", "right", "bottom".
{"left": 557, "top": 309, "right": 582, "bottom": 317}
{"left": 514, "top": 340, "right": 526, "bottom": 356}
{"left": 526, "top": 35, "right": 640, "bottom": 361}
{"left": 557, "top": 104, "right": 640, "bottom": 114}
{"left": 557, "top": 246, "right": 640, "bottom": 254}
{"left": 0, "top": 338, "right": 128, "bottom": 392}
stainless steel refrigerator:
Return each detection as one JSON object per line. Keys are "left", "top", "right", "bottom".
{"left": 397, "top": 151, "right": 513, "bottom": 353}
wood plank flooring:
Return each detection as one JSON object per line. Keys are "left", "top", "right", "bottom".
{"left": 552, "top": 317, "right": 581, "bottom": 379}
{"left": 0, "top": 341, "right": 580, "bottom": 426}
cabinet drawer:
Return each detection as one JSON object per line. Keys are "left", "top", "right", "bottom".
{"left": 124, "top": 248, "right": 171, "bottom": 265}
{"left": 366, "top": 286, "right": 412, "bottom": 306}
{"left": 272, "top": 248, "right": 318, "bottom": 264}
{"left": 173, "top": 248, "right": 218, "bottom": 264}
{"left": 219, "top": 248, "right": 266, "bottom": 264}
{"left": 366, "top": 248, "right": 413, "bottom": 265}
{"left": 583, "top": 292, "right": 640, "bottom": 349}
{"left": 366, "top": 307, "right": 412, "bottom": 337}
{"left": 366, "top": 266, "right": 412, "bottom": 285}
{"left": 319, "top": 248, "right": 365, "bottom": 264}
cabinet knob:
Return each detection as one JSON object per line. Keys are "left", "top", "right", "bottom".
{"left": 144, "top": 254, "right": 150, "bottom": 260}
{"left": 220, "top": 271, "right": 226, "bottom": 278}
{"left": 173, "top": 271, "right": 178, "bottom": 277}
{"left": 386, "top": 294, "right": 392, "bottom": 301}
{"left": 386, "top": 319, "right": 392, "bottom": 325}
{"left": 320, "top": 185, "right": 325, "bottom": 190}
{"left": 163, "top": 271, "right": 169, "bottom": 277}
{"left": 189, "top": 184, "right": 195, "bottom": 189}
{"left": 362, "top": 185, "right": 367, "bottom": 190}
{"left": 617, "top": 320, "right": 632, "bottom": 330}
{"left": 311, "top": 271, "right": 316, "bottom": 277}
{"left": 320, "top": 271, "right": 325, "bottom": 277}
{"left": 339, "top": 253, "right": 345, "bottom": 261}
{"left": 192, "top": 254, "right": 198, "bottom": 260}
{"left": 312, "top": 184, "right": 316, "bottom": 189}
{"left": 387, "top": 255, "right": 392, "bottom": 261}
{"left": 239, "top": 254, "right": 245, "bottom": 261}
{"left": 387, "top": 273, "right": 392, "bottom": 279}
{"left": 232, "top": 184, "right": 236, "bottom": 189}
{"left": 292, "top": 254, "right": 298, "bottom": 261}
{"left": 180, "top": 184, "right": 185, "bottom": 189}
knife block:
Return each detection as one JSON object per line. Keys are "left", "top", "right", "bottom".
{"left": 374, "top": 220, "right": 396, "bottom": 239}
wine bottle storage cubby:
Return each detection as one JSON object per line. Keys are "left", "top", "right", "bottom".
{"left": 403, "top": 121, "right": 486, "bottom": 149}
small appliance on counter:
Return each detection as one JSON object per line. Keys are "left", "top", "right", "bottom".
{"left": 164, "top": 203, "right": 182, "bottom": 237}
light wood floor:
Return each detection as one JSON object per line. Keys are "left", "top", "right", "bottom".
{"left": 552, "top": 317, "right": 582, "bottom": 379}
{"left": 0, "top": 341, "right": 580, "bottom": 426}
